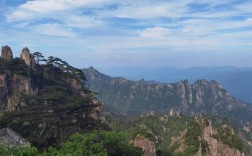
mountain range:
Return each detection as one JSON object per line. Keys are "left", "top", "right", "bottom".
{"left": 83, "top": 67, "right": 252, "bottom": 155}
{"left": 97, "top": 66, "right": 252, "bottom": 103}
{"left": 84, "top": 67, "right": 251, "bottom": 121}
{"left": 0, "top": 45, "right": 251, "bottom": 155}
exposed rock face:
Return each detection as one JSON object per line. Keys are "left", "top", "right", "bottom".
{"left": 170, "top": 129, "right": 187, "bottom": 153}
{"left": 1, "top": 46, "right": 13, "bottom": 61}
{"left": 84, "top": 67, "right": 252, "bottom": 124}
{"left": 67, "top": 78, "right": 84, "bottom": 95}
{"left": 0, "top": 73, "right": 8, "bottom": 111}
{"left": 132, "top": 136, "right": 156, "bottom": 156}
{"left": 0, "top": 46, "right": 104, "bottom": 149}
{"left": 12, "top": 74, "right": 36, "bottom": 95}
{"left": 0, "top": 72, "right": 36, "bottom": 111}
{"left": 169, "top": 108, "right": 180, "bottom": 117}
{"left": 20, "top": 47, "right": 35, "bottom": 68}
{"left": 195, "top": 122, "right": 244, "bottom": 156}
{"left": 170, "top": 119, "right": 245, "bottom": 156}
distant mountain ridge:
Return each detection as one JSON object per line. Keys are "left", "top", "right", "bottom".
{"left": 96, "top": 66, "right": 252, "bottom": 103}
{"left": 83, "top": 67, "right": 252, "bottom": 124}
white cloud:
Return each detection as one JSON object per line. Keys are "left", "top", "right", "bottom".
{"left": 65, "top": 15, "right": 103, "bottom": 29}
{"left": 6, "top": 0, "right": 117, "bottom": 22}
{"left": 139, "top": 27, "right": 173, "bottom": 39}
{"left": 116, "top": 4, "right": 177, "bottom": 19}
{"left": 33, "top": 23, "right": 76, "bottom": 37}
{"left": 2, "top": 0, "right": 252, "bottom": 68}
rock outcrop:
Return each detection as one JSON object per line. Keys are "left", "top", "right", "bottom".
{"left": 1, "top": 46, "right": 13, "bottom": 61}
{"left": 20, "top": 47, "right": 35, "bottom": 68}
{"left": 84, "top": 67, "right": 252, "bottom": 124}
{"left": 0, "top": 73, "right": 8, "bottom": 111}
{"left": 170, "top": 118, "right": 245, "bottom": 156}
{"left": 195, "top": 122, "right": 245, "bottom": 156}
{"left": 0, "top": 46, "right": 103, "bottom": 149}
{"left": 132, "top": 135, "right": 156, "bottom": 156}
{"left": 0, "top": 72, "right": 36, "bottom": 111}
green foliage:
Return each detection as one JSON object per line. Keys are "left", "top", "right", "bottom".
{"left": 32, "top": 52, "right": 45, "bottom": 65}
{"left": 10, "top": 58, "right": 30, "bottom": 76}
{"left": 0, "top": 53, "right": 93, "bottom": 149}
{"left": 0, "top": 58, "right": 29, "bottom": 76}
{"left": 109, "top": 114, "right": 245, "bottom": 156}
{"left": 108, "top": 114, "right": 189, "bottom": 156}
{"left": 184, "top": 120, "right": 202, "bottom": 155}
{"left": 131, "top": 128, "right": 156, "bottom": 143}
{"left": 201, "top": 140, "right": 209, "bottom": 154}
{"left": 43, "top": 131, "right": 142, "bottom": 156}
{"left": 0, "top": 130, "right": 142, "bottom": 156}
{"left": 0, "top": 145, "right": 39, "bottom": 156}
{"left": 213, "top": 126, "right": 243, "bottom": 152}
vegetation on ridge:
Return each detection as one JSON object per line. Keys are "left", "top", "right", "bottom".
{"left": 106, "top": 112, "right": 245, "bottom": 156}
{"left": 0, "top": 50, "right": 100, "bottom": 149}
{"left": 0, "top": 130, "right": 142, "bottom": 156}
{"left": 0, "top": 49, "right": 142, "bottom": 155}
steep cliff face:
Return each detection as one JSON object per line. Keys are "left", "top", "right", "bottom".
{"left": 0, "top": 47, "right": 37, "bottom": 111}
{"left": 196, "top": 122, "right": 244, "bottom": 156}
{"left": 83, "top": 67, "right": 252, "bottom": 123}
{"left": 169, "top": 116, "right": 246, "bottom": 156}
{"left": 0, "top": 73, "right": 8, "bottom": 111}
{"left": 0, "top": 73, "right": 36, "bottom": 111}
{"left": 0, "top": 46, "right": 103, "bottom": 149}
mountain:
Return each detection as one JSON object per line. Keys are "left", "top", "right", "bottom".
{"left": 110, "top": 112, "right": 249, "bottom": 156}
{"left": 97, "top": 66, "right": 252, "bottom": 103}
{"left": 0, "top": 46, "right": 106, "bottom": 149}
{"left": 84, "top": 67, "right": 252, "bottom": 155}
{"left": 84, "top": 67, "right": 252, "bottom": 123}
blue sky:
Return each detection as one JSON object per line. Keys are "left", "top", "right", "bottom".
{"left": 1, "top": 0, "right": 252, "bottom": 69}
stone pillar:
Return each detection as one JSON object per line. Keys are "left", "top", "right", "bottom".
{"left": 20, "top": 47, "right": 35, "bottom": 68}
{"left": 1, "top": 46, "right": 13, "bottom": 61}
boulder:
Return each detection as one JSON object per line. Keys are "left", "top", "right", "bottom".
{"left": 132, "top": 135, "right": 156, "bottom": 156}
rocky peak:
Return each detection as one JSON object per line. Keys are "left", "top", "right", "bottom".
{"left": 20, "top": 47, "right": 35, "bottom": 68}
{"left": 84, "top": 66, "right": 111, "bottom": 82}
{"left": 1, "top": 45, "right": 13, "bottom": 61}
{"left": 84, "top": 67, "right": 252, "bottom": 124}
{"left": 169, "top": 108, "right": 180, "bottom": 117}
{"left": 196, "top": 120, "right": 244, "bottom": 156}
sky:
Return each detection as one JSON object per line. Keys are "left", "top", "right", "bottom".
{"left": 0, "top": 0, "right": 252, "bottom": 69}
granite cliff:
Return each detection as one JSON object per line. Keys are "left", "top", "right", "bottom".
{"left": 0, "top": 46, "right": 37, "bottom": 111}
{"left": 0, "top": 46, "right": 104, "bottom": 149}
{"left": 84, "top": 67, "right": 252, "bottom": 123}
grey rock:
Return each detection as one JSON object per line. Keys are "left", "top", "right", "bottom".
{"left": 1, "top": 46, "right": 13, "bottom": 61}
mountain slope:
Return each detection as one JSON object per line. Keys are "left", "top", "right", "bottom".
{"left": 0, "top": 46, "right": 105, "bottom": 149}
{"left": 84, "top": 67, "right": 252, "bottom": 124}
{"left": 98, "top": 66, "right": 252, "bottom": 103}
{"left": 109, "top": 111, "right": 249, "bottom": 155}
